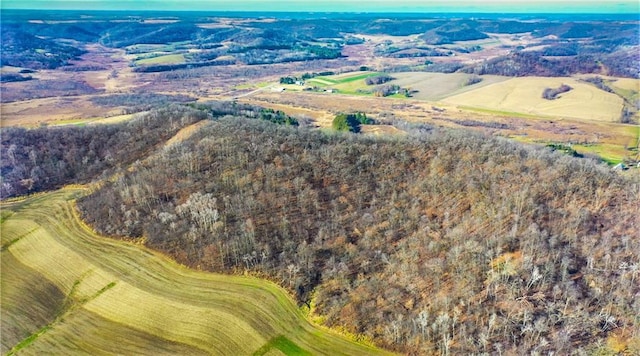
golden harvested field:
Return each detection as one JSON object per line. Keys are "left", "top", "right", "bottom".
{"left": 442, "top": 77, "right": 624, "bottom": 121}
{"left": 609, "top": 77, "right": 640, "bottom": 92}
{"left": 1, "top": 189, "right": 392, "bottom": 356}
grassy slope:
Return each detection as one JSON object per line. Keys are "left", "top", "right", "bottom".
{"left": 1, "top": 189, "right": 391, "bottom": 356}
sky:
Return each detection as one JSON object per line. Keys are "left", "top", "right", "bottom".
{"left": 1, "top": 0, "right": 639, "bottom": 13}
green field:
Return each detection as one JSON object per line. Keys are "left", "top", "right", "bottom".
{"left": 136, "top": 53, "right": 186, "bottom": 65}
{"left": 308, "top": 71, "right": 382, "bottom": 85}
{"left": 306, "top": 72, "right": 506, "bottom": 98}
{"left": 307, "top": 72, "right": 384, "bottom": 94}
{"left": 572, "top": 124, "right": 640, "bottom": 164}
{"left": 235, "top": 82, "right": 271, "bottom": 90}
{"left": 1, "top": 189, "right": 392, "bottom": 355}
{"left": 509, "top": 121, "right": 639, "bottom": 165}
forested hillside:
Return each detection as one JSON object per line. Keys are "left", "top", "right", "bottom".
{"left": 0, "top": 106, "right": 207, "bottom": 198}
{"left": 0, "top": 103, "right": 301, "bottom": 198}
{"left": 73, "top": 112, "right": 639, "bottom": 354}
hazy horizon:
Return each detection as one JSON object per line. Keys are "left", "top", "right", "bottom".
{"left": 2, "top": 0, "right": 639, "bottom": 14}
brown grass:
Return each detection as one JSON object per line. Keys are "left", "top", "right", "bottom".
{"left": 361, "top": 125, "right": 405, "bottom": 136}
{"left": 165, "top": 121, "right": 209, "bottom": 147}
{"left": 1, "top": 96, "right": 122, "bottom": 127}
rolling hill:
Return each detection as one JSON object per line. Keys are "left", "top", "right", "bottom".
{"left": 72, "top": 110, "right": 638, "bottom": 354}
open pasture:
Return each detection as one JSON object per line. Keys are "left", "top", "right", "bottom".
{"left": 330, "top": 71, "right": 379, "bottom": 81}
{"left": 1, "top": 189, "right": 390, "bottom": 355}
{"left": 442, "top": 77, "right": 624, "bottom": 122}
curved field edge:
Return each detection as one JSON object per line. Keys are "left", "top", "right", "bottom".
{"left": 0, "top": 188, "right": 392, "bottom": 356}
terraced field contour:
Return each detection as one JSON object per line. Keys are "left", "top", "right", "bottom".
{"left": 1, "top": 188, "right": 391, "bottom": 356}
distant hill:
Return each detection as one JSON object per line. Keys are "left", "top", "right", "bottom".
{"left": 0, "top": 26, "right": 85, "bottom": 69}
{"left": 421, "top": 21, "right": 490, "bottom": 44}
{"left": 1, "top": 13, "right": 637, "bottom": 77}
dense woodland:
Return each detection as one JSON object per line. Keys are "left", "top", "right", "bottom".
{"left": 10, "top": 105, "right": 625, "bottom": 354}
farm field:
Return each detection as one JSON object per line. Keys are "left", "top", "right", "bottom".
{"left": 269, "top": 72, "right": 632, "bottom": 125}
{"left": 387, "top": 72, "right": 509, "bottom": 101}
{"left": 608, "top": 77, "right": 640, "bottom": 122}
{"left": 1, "top": 189, "right": 391, "bottom": 356}
{"left": 441, "top": 76, "right": 625, "bottom": 121}
{"left": 609, "top": 77, "right": 640, "bottom": 92}
{"left": 136, "top": 53, "right": 186, "bottom": 66}
{"left": 243, "top": 85, "right": 638, "bottom": 164}
{"left": 306, "top": 71, "right": 384, "bottom": 94}
{"left": 26, "top": 113, "right": 140, "bottom": 128}
{"left": 509, "top": 118, "right": 639, "bottom": 164}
